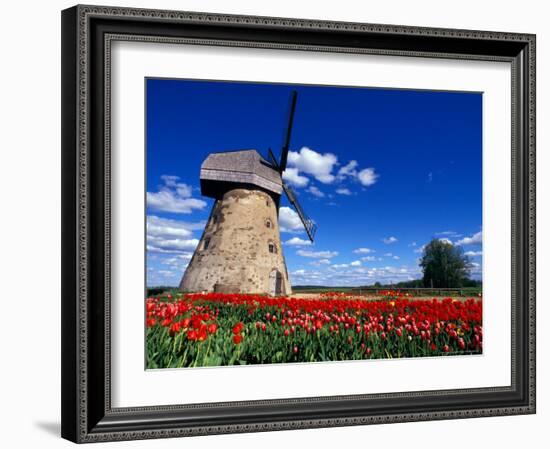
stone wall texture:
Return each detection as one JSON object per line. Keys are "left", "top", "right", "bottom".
{"left": 179, "top": 188, "right": 292, "bottom": 296}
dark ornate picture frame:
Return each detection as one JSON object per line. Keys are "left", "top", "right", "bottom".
{"left": 61, "top": 4, "right": 536, "bottom": 443}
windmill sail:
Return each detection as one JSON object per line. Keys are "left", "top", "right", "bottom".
{"left": 279, "top": 90, "right": 297, "bottom": 173}
{"left": 268, "top": 149, "right": 317, "bottom": 242}
{"left": 282, "top": 181, "right": 317, "bottom": 242}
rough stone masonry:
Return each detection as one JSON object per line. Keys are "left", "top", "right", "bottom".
{"left": 179, "top": 188, "right": 292, "bottom": 296}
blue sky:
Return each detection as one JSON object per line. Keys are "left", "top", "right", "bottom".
{"left": 146, "top": 78, "right": 482, "bottom": 287}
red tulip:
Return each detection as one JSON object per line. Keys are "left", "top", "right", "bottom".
{"left": 233, "top": 334, "right": 243, "bottom": 344}
{"left": 198, "top": 326, "right": 208, "bottom": 341}
{"left": 232, "top": 322, "right": 244, "bottom": 335}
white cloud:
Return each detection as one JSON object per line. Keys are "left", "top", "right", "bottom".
{"left": 282, "top": 167, "right": 309, "bottom": 187}
{"left": 465, "top": 250, "right": 483, "bottom": 257}
{"left": 408, "top": 241, "right": 417, "bottom": 247}
{"left": 296, "top": 249, "right": 338, "bottom": 259}
{"left": 162, "top": 254, "right": 193, "bottom": 265}
{"left": 160, "top": 175, "right": 179, "bottom": 187}
{"left": 335, "top": 188, "right": 352, "bottom": 195}
{"left": 287, "top": 147, "right": 338, "bottom": 184}
{"left": 456, "top": 231, "right": 482, "bottom": 246}
{"left": 146, "top": 215, "right": 205, "bottom": 255}
{"left": 382, "top": 236, "right": 398, "bottom": 244}
{"left": 361, "top": 256, "right": 376, "bottom": 262}
{"left": 288, "top": 264, "right": 423, "bottom": 286}
{"left": 284, "top": 237, "right": 312, "bottom": 246}
{"left": 469, "top": 262, "right": 482, "bottom": 277}
{"left": 147, "top": 175, "right": 206, "bottom": 214}
{"left": 147, "top": 190, "right": 206, "bottom": 214}
{"left": 147, "top": 235, "right": 199, "bottom": 254}
{"left": 279, "top": 206, "right": 304, "bottom": 233}
{"left": 435, "top": 231, "right": 462, "bottom": 237}
{"left": 159, "top": 253, "right": 193, "bottom": 272}
{"left": 350, "top": 260, "right": 362, "bottom": 267}
{"left": 147, "top": 215, "right": 204, "bottom": 239}
{"left": 147, "top": 251, "right": 191, "bottom": 286}
{"left": 309, "top": 258, "right": 331, "bottom": 267}
{"left": 337, "top": 160, "right": 358, "bottom": 178}
{"left": 175, "top": 184, "right": 193, "bottom": 198}
{"left": 383, "top": 253, "right": 401, "bottom": 259}
{"left": 438, "top": 238, "right": 453, "bottom": 245}
{"left": 414, "top": 244, "right": 426, "bottom": 254}
{"left": 353, "top": 247, "right": 374, "bottom": 254}
{"left": 289, "top": 269, "right": 325, "bottom": 283}
{"left": 358, "top": 168, "right": 379, "bottom": 186}
{"left": 307, "top": 185, "right": 325, "bottom": 198}
{"left": 148, "top": 219, "right": 191, "bottom": 238}
{"left": 331, "top": 263, "right": 349, "bottom": 269}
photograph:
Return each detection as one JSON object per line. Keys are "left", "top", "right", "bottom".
{"left": 57, "top": 3, "right": 537, "bottom": 443}
{"left": 145, "top": 78, "right": 483, "bottom": 369}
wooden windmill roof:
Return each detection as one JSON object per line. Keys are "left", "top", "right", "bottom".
{"left": 200, "top": 149, "right": 283, "bottom": 196}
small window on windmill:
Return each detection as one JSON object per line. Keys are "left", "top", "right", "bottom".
{"left": 203, "top": 238, "right": 211, "bottom": 251}
{"left": 266, "top": 219, "right": 272, "bottom": 228}
{"left": 266, "top": 198, "right": 270, "bottom": 207}
{"left": 268, "top": 242, "right": 276, "bottom": 254}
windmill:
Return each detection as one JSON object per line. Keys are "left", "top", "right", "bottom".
{"left": 179, "top": 91, "right": 317, "bottom": 296}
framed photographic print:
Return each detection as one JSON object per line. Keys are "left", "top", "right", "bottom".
{"left": 61, "top": 4, "right": 536, "bottom": 443}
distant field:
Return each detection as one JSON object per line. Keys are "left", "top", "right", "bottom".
{"left": 147, "top": 286, "right": 482, "bottom": 299}
{"left": 291, "top": 293, "right": 477, "bottom": 302}
{"left": 291, "top": 286, "right": 482, "bottom": 298}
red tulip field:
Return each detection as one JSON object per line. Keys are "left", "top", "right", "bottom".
{"left": 145, "top": 291, "right": 482, "bottom": 369}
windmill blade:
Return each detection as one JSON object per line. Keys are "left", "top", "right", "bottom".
{"left": 279, "top": 90, "right": 298, "bottom": 173}
{"left": 268, "top": 136, "right": 317, "bottom": 242}
{"left": 282, "top": 181, "right": 317, "bottom": 242}
{"left": 268, "top": 148, "right": 280, "bottom": 170}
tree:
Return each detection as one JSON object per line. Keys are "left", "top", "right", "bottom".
{"left": 419, "top": 239, "right": 472, "bottom": 288}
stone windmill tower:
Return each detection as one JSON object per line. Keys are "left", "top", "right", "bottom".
{"left": 179, "top": 92, "right": 316, "bottom": 296}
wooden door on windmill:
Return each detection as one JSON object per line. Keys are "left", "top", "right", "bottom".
{"left": 269, "top": 269, "right": 282, "bottom": 296}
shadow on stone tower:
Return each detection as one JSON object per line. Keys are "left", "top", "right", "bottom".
{"left": 179, "top": 91, "right": 317, "bottom": 296}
